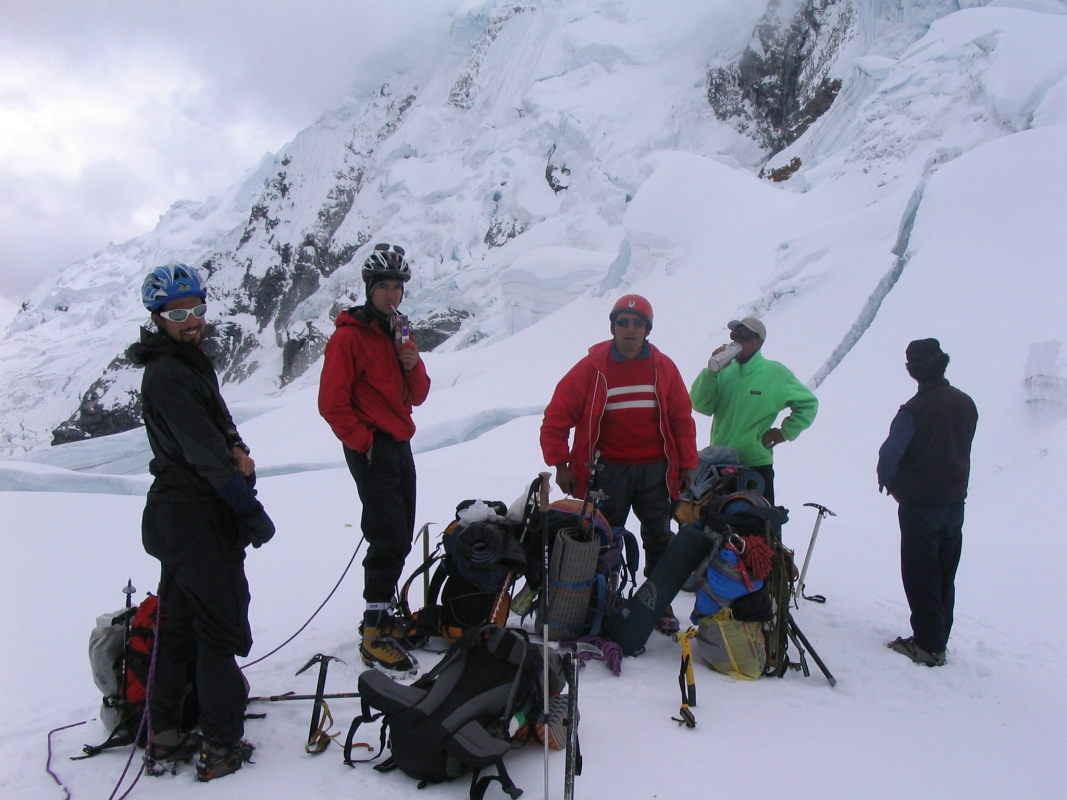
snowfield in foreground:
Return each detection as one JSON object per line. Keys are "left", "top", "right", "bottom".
{"left": 3, "top": 1, "right": 1067, "bottom": 798}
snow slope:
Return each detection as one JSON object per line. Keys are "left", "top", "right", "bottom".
{"left": 2, "top": 2, "right": 1067, "bottom": 799}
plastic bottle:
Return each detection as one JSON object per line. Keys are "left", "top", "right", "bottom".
{"left": 707, "top": 342, "right": 742, "bottom": 372}
{"left": 510, "top": 583, "right": 537, "bottom": 617}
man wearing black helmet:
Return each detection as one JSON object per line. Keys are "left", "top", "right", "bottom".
{"left": 878, "top": 339, "right": 978, "bottom": 667}
{"left": 130, "top": 263, "right": 275, "bottom": 782}
{"left": 319, "top": 243, "right": 430, "bottom": 676}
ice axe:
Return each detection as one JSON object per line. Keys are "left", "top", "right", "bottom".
{"left": 797, "top": 503, "right": 836, "bottom": 604}
{"left": 296, "top": 654, "right": 344, "bottom": 753}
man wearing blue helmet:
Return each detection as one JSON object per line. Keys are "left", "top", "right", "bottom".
{"left": 129, "top": 263, "right": 275, "bottom": 782}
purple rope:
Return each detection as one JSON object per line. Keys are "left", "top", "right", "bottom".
{"left": 46, "top": 720, "right": 87, "bottom": 799}
{"left": 570, "top": 636, "right": 623, "bottom": 676}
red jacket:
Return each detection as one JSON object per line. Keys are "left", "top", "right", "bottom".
{"left": 318, "top": 309, "right": 431, "bottom": 452}
{"left": 540, "top": 341, "right": 698, "bottom": 499}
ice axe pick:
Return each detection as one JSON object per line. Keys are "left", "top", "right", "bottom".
{"left": 798, "top": 503, "right": 836, "bottom": 604}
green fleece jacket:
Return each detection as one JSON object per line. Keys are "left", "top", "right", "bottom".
{"left": 690, "top": 350, "right": 818, "bottom": 467}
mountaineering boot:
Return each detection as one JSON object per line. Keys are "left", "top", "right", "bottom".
{"left": 361, "top": 614, "right": 418, "bottom": 678}
{"left": 655, "top": 605, "right": 680, "bottom": 635}
{"left": 148, "top": 729, "right": 202, "bottom": 765}
{"left": 194, "top": 739, "right": 255, "bottom": 782}
{"left": 888, "top": 636, "right": 946, "bottom": 667}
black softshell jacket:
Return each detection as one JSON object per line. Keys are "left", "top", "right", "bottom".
{"left": 128, "top": 328, "right": 245, "bottom": 502}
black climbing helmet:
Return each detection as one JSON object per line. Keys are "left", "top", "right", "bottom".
{"left": 362, "top": 243, "right": 411, "bottom": 287}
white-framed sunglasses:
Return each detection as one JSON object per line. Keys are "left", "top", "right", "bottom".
{"left": 158, "top": 303, "right": 207, "bottom": 322}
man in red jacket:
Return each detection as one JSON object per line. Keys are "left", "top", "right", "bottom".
{"left": 541, "top": 295, "right": 698, "bottom": 633}
{"left": 318, "top": 244, "right": 430, "bottom": 675}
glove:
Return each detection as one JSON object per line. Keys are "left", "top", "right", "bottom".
{"left": 244, "top": 506, "right": 276, "bottom": 548}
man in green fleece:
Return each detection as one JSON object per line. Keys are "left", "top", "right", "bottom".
{"left": 690, "top": 317, "right": 818, "bottom": 504}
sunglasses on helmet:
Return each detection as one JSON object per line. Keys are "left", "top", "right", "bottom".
{"left": 158, "top": 303, "right": 207, "bottom": 322}
{"left": 374, "top": 243, "right": 405, "bottom": 257}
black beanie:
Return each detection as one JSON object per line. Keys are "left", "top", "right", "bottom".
{"left": 366, "top": 274, "right": 403, "bottom": 301}
{"left": 906, "top": 338, "right": 944, "bottom": 364}
{"left": 906, "top": 338, "right": 949, "bottom": 382}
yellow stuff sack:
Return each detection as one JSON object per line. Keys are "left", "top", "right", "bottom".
{"left": 694, "top": 608, "right": 766, "bottom": 680}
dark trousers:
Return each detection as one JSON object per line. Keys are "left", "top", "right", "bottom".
{"left": 751, "top": 464, "right": 775, "bottom": 505}
{"left": 898, "top": 501, "right": 964, "bottom": 654}
{"left": 142, "top": 499, "right": 252, "bottom": 747}
{"left": 596, "top": 460, "right": 673, "bottom": 576}
{"left": 344, "top": 432, "right": 416, "bottom": 604}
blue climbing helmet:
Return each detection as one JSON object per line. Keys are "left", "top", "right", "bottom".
{"left": 140, "top": 263, "right": 206, "bottom": 312}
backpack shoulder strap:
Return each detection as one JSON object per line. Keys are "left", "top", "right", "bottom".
{"left": 343, "top": 697, "right": 386, "bottom": 766}
{"left": 471, "top": 758, "right": 523, "bottom": 800}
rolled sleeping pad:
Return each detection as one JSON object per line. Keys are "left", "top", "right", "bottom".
{"left": 539, "top": 526, "right": 600, "bottom": 641}
{"left": 606, "top": 523, "right": 715, "bottom": 655}
{"left": 735, "top": 469, "right": 766, "bottom": 496}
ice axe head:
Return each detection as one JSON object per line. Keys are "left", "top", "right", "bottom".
{"left": 803, "top": 502, "right": 836, "bottom": 518}
{"left": 296, "top": 654, "right": 343, "bottom": 676}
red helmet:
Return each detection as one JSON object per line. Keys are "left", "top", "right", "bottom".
{"left": 610, "top": 294, "right": 653, "bottom": 332}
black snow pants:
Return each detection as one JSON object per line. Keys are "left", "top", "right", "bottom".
{"left": 596, "top": 460, "right": 673, "bottom": 576}
{"left": 142, "top": 498, "right": 252, "bottom": 748}
{"left": 344, "top": 431, "right": 416, "bottom": 604}
{"left": 898, "top": 500, "right": 964, "bottom": 655}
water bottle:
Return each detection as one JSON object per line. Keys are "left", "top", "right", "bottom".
{"left": 707, "top": 342, "right": 742, "bottom": 372}
{"left": 510, "top": 582, "right": 537, "bottom": 617}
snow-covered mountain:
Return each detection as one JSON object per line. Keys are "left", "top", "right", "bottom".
{"left": 2, "top": 0, "right": 1066, "bottom": 460}
{"left": 0, "top": 0, "right": 981, "bottom": 452}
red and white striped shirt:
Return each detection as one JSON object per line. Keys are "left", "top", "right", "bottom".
{"left": 598, "top": 353, "right": 665, "bottom": 464}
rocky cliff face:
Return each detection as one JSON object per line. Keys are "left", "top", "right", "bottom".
{"left": 707, "top": 0, "right": 854, "bottom": 155}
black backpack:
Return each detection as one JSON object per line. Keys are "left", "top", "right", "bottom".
{"left": 345, "top": 624, "right": 564, "bottom": 799}
{"left": 400, "top": 499, "right": 531, "bottom": 643}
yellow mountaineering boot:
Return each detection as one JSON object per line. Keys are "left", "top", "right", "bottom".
{"left": 360, "top": 614, "right": 418, "bottom": 678}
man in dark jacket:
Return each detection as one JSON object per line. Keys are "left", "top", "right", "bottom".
{"left": 318, "top": 244, "right": 430, "bottom": 676}
{"left": 541, "top": 294, "right": 698, "bottom": 633}
{"left": 130, "top": 263, "right": 275, "bottom": 781}
{"left": 878, "top": 338, "right": 978, "bottom": 667}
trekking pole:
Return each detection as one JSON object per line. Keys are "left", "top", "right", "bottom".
{"left": 247, "top": 691, "right": 360, "bottom": 702}
{"left": 797, "top": 504, "right": 836, "bottom": 604}
{"left": 118, "top": 580, "right": 136, "bottom": 718}
{"left": 538, "top": 471, "right": 551, "bottom": 800}
{"left": 562, "top": 652, "right": 578, "bottom": 800}
{"left": 788, "top": 619, "right": 836, "bottom": 687}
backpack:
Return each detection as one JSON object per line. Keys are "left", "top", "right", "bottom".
{"left": 79, "top": 594, "right": 198, "bottom": 758}
{"left": 401, "top": 500, "right": 530, "bottom": 644}
{"left": 674, "top": 445, "right": 766, "bottom": 524}
{"left": 525, "top": 499, "right": 639, "bottom": 640}
{"left": 345, "top": 624, "right": 565, "bottom": 800}
{"left": 683, "top": 493, "right": 802, "bottom": 679}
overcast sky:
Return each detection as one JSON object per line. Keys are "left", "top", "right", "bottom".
{"left": 0, "top": 0, "right": 464, "bottom": 328}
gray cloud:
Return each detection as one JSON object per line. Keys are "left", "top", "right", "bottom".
{"left": 0, "top": 0, "right": 462, "bottom": 305}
